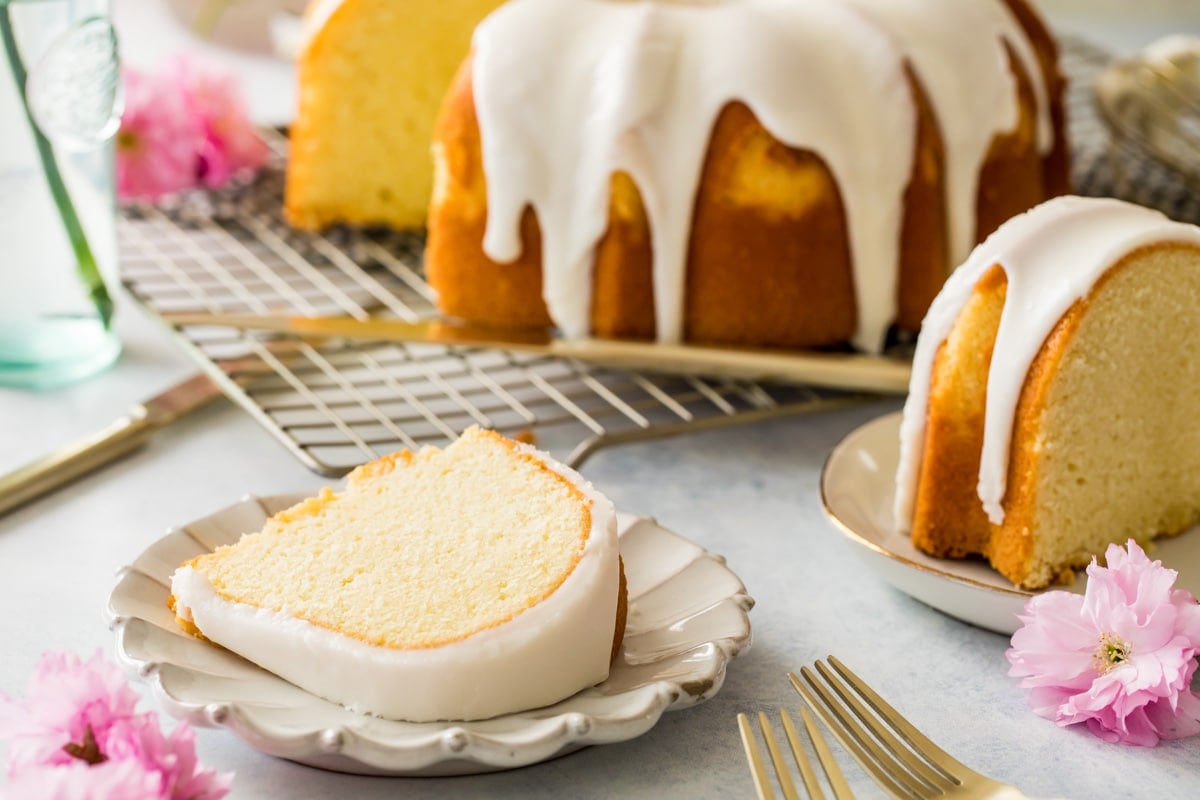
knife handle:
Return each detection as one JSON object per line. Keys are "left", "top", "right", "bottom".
{"left": 0, "top": 405, "right": 155, "bottom": 518}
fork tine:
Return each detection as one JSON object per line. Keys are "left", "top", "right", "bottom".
{"left": 779, "top": 708, "right": 828, "bottom": 800}
{"left": 827, "top": 655, "right": 973, "bottom": 780}
{"left": 813, "top": 660, "right": 958, "bottom": 793}
{"left": 757, "top": 711, "right": 803, "bottom": 800}
{"left": 738, "top": 712, "right": 778, "bottom": 800}
{"left": 790, "top": 671, "right": 920, "bottom": 800}
{"left": 793, "top": 707, "right": 855, "bottom": 800}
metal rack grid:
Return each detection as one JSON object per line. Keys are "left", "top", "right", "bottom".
{"left": 117, "top": 38, "right": 1179, "bottom": 476}
{"left": 1069, "top": 38, "right": 1200, "bottom": 224}
{"left": 118, "top": 156, "right": 868, "bottom": 474}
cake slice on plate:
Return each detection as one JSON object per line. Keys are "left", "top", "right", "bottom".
{"left": 170, "top": 427, "right": 625, "bottom": 722}
{"left": 896, "top": 196, "right": 1200, "bottom": 589}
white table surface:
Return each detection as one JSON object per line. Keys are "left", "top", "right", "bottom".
{"left": 4, "top": 3, "right": 1200, "bottom": 799}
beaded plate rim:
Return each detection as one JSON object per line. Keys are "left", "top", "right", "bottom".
{"left": 106, "top": 493, "right": 754, "bottom": 776}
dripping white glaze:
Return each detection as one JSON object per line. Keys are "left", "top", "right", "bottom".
{"left": 841, "top": 0, "right": 1053, "bottom": 265}
{"left": 895, "top": 196, "right": 1200, "bottom": 530}
{"left": 470, "top": 0, "right": 1056, "bottom": 353}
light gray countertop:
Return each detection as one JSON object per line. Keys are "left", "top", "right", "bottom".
{"left": 3, "top": 306, "right": 1200, "bottom": 799}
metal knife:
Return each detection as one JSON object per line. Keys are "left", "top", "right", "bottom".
{"left": 0, "top": 372, "right": 224, "bottom": 517}
{"left": 160, "top": 312, "right": 913, "bottom": 394}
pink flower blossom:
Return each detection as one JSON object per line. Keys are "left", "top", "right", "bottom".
{"left": 1, "top": 759, "right": 160, "bottom": 800}
{"left": 0, "top": 650, "right": 139, "bottom": 774}
{"left": 0, "top": 651, "right": 232, "bottom": 799}
{"left": 1007, "top": 540, "right": 1200, "bottom": 746}
{"left": 116, "top": 68, "right": 205, "bottom": 201}
{"left": 116, "top": 58, "right": 267, "bottom": 202}
{"left": 100, "top": 714, "right": 232, "bottom": 800}
{"left": 170, "top": 59, "right": 268, "bottom": 189}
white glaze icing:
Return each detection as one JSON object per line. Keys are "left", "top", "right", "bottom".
{"left": 470, "top": 0, "right": 1055, "bottom": 353}
{"left": 841, "top": 0, "right": 1053, "bottom": 264}
{"left": 298, "top": 0, "right": 345, "bottom": 54}
{"left": 895, "top": 196, "right": 1200, "bottom": 530}
{"left": 171, "top": 452, "right": 621, "bottom": 722}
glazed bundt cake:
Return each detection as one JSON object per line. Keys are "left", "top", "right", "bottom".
{"left": 284, "top": 0, "right": 504, "bottom": 230}
{"left": 895, "top": 196, "right": 1200, "bottom": 590}
{"left": 170, "top": 427, "right": 626, "bottom": 722}
{"left": 426, "top": 0, "right": 1068, "bottom": 353}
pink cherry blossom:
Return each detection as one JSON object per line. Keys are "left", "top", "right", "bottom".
{"left": 100, "top": 714, "right": 232, "bottom": 800}
{"left": 116, "top": 68, "right": 205, "bottom": 201}
{"left": 1, "top": 759, "right": 160, "bottom": 800}
{"left": 0, "top": 651, "right": 232, "bottom": 799}
{"left": 116, "top": 58, "right": 267, "bottom": 202}
{"left": 170, "top": 59, "right": 268, "bottom": 189}
{"left": 1007, "top": 540, "right": 1200, "bottom": 746}
{"left": 0, "top": 650, "right": 139, "bottom": 774}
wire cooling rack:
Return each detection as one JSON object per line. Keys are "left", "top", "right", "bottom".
{"left": 119, "top": 153, "right": 872, "bottom": 474}
{"left": 118, "top": 37, "right": 1187, "bottom": 476}
{"left": 1069, "top": 37, "right": 1200, "bottom": 224}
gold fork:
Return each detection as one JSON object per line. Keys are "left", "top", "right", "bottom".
{"left": 738, "top": 706, "right": 854, "bottom": 799}
{"left": 790, "top": 656, "right": 1029, "bottom": 800}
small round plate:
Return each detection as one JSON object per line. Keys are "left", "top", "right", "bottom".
{"left": 106, "top": 494, "right": 753, "bottom": 776}
{"left": 820, "top": 412, "right": 1200, "bottom": 635}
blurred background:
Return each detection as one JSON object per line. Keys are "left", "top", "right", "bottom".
{"left": 113, "top": 0, "right": 1200, "bottom": 127}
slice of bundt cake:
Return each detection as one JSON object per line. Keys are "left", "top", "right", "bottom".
{"left": 170, "top": 427, "right": 626, "bottom": 721}
{"left": 896, "top": 196, "right": 1200, "bottom": 589}
{"left": 284, "top": 0, "right": 503, "bottom": 230}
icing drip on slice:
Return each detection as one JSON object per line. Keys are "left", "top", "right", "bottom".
{"left": 472, "top": 0, "right": 916, "bottom": 351}
{"left": 895, "top": 196, "right": 1200, "bottom": 530}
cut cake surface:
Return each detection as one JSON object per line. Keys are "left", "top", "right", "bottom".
{"left": 897, "top": 197, "right": 1200, "bottom": 589}
{"left": 171, "top": 427, "right": 624, "bottom": 721}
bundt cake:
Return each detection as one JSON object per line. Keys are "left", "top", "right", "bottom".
{"left": 284, "top": 0, "right": 504, "bottom": 230}
{"left": 169, "top": 427, "right": 627, "bottom": 722}
{"left": 895, "top": 196, "right": 1200, "bottom": 590}
{"left": 426, "top": 0, "right": 1069, "bottom": 354}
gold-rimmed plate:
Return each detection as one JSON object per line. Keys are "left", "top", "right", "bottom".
{"left": 820, "top": 412, "right": 1200, "bottom": 634}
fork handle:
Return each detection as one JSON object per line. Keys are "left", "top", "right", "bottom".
{"left": 0, "top": 407, "right": 155, "bottom": 517}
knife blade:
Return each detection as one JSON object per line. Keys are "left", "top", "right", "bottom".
{"left": 160, "top": 312, "right": 913, "bottom": 394}
{"left": 0, "top": 372, "right": 224, "bottom": 517}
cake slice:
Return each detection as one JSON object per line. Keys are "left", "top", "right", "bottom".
{"left": 284, "top": 0, "right": 503, "bottom": 230}
{"left": 896, "top": 196, "right": 1200, "bottom": 589}
{"left": 170, "top": 427, "right": 625, "bottom": 722}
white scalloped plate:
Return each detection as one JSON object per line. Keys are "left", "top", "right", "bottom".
{"left": 106, "top": 494, "right": 753, "bottom": 776}
{"left": 821, "top": 412, "right": 1200, "bottom": 635}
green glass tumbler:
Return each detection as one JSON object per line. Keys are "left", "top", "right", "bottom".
{"left": 0, "top": 0, "right": 121, "bottom": 389}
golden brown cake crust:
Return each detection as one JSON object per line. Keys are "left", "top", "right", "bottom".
{"left": 425, "top": 3, "right": 1068, "bottom": 350}
{"left": 910, "top": 262, "right": 1077, "bottom": 586}
{"left": 991, "top": 274, "right": 1086, "bottom": 585}
{"left": 974, "top": 42, "right": 1047, "bottom": 245}
{"left": 612, "top": 557, "right": 628, "bottom": 664}
{"left": 910, "top": 242, "right": 1200, "bottom": 588}
{"left": 426, "top": 60, "right": 555, "bottom": 331}
{"left": 683, "top": 101, "right": 858, "bottom": 347}
{"left": 1001, "top": 0, "right": 1071, "bottom": 200}
{"left": 170, "top": 429, "right": 628, "bottom": 656}
{"left": 167, "top": 593, "right": 207, "bottom": 641}
{"left": 910, "top": 264, "right": 1008, "bottom": 563}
